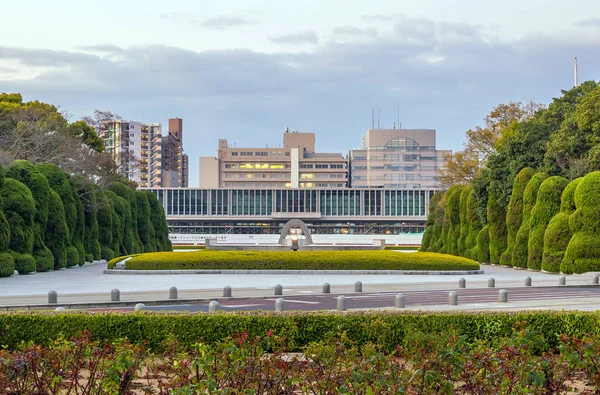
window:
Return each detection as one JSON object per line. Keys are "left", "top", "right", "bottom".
{"left": 130, "top": 133, "right": 135, "bottom": 137}
{"left": 270, "top": 164, "right": 284, "bottom": 169}
{"left": 301, "top": 173, "right": 314, "bottom": 179}
{"left": 300, "top": 164, "right": 313, "bottom": 169}
{"left": 330, "top": 164, "right": 344, "bottom": 169}
{"left": 285, "top": 152, "right": 290, "bottom": 156}
{"left": 317, "top": 183, "right": 328, "bottom": 187}
{"left": 240, "top": 152, "right": 253, "bottom": 156}
{"left": 130, "top": 142, "right": 135, "bottom": 146}
{"left": 231, "top": 152, "right": 238, "bottom": 156}
{"left": 271, "top": 151, "right": 284, "bottom": 156}
{"left": 240, "top": 164, "right": 254, "bottom": 169}
{"left": 255, "top": 152, "right": 268, "bottom": 157}
{"left": 315, "top": 164, "right": 328, "bottom": 169}
{"left": 225, "top": 164, "right": 234, "bottom": 169}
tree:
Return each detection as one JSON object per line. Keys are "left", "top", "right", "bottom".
{"left": 68, "top": 120, "right": 104, "bottom": 152}
{"left": 81, "top": 110, "right": 121, "bottom": 135}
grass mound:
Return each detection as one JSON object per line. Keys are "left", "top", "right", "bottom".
{"left": 111, "top": 250, "right": 480, "bottom": 271}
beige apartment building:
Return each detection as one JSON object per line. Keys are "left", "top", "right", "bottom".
{"left": 199, "top": 129, "right": 347, "bottom": 188}
{"left": 349, "top": 128, "right": 450, "bottom": 189}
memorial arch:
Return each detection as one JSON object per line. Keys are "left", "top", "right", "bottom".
{"left": 278, "top": 219, "right": 314, "bottom": 245}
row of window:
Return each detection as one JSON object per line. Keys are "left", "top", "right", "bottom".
{"left": 230, "top": 151, "right": 290, "bottom": 157}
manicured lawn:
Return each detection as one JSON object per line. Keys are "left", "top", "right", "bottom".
{"left": 109, "top": 250, "right": 479, "bottom": 271}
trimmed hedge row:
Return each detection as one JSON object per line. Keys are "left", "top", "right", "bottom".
{"left": 112, "top": 250, "right": 480, "bottom": 271}
{"left": 0, "top": 310, "right": 597, "bottom": 352}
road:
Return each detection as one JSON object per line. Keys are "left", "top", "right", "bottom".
{"left": 113, "top": 286, "right": 600, "bottom": 312}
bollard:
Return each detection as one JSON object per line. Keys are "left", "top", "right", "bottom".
{"left": 169, "top": 287, "right": 178, "bottom": 300}
{"left": 274, "top": 284, "right": 283, "bottom": 296}
{"left": 55, "top": 307, "right": 65, "bottom": 312}
{"left": 459, "top": 278, "right": 466, "bottom": 288}
{"left": 111, "top": 288, "right": 120, "bottom": 302}
{"left": 559, "top": 276, "right": 566, "bottom": 286}
{"left": 322, "top": 283, "right": 331, "bottom": 294}
{"left": 275, "top": 298, "right": 285, "bottom": 312}
{"left": 354, "top": 281, "right": 362, "bottom": 293}
{"left": 223, "top": 285, "right": 232, "bottom": 297}
{"left": 449, "top": 291, "right": 458, "bottom": 306}
{"left": 524, "top": 277, "right": 532, "bottom": 287}
{"left": 337, "top": 295, "right": 347, "bottom": 311}
{"left": 134, "top": 303, "right": 145, "bottom": 311}
{"left": 48, "top": 290, "right": 57, "bottom": 304}
{"left": 208, "top": 300, "right": 219, "bottom": 313}
{"left": 488, "top": 278, "right": 495, "bottom": 288}
{"left": 498, "top": 289, "right": 508, "bottom": 303}
{"left": 594, "top": 275, "right": 599, "bottom": 285}
{"left": 395, "top": 293, "right": 405, "bottom": 308}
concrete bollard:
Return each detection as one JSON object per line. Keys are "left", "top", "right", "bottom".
{"left": 488, "top": 278, "right": 495, "bottom": 288}
{"left": 274, "top": 284, "right": 283, "bottom": 296}
{"left": 524, "top": 277, "right": 532, "bottom": 287}
{"left": 449, "top": 291, "right": 458, "bottom": 306}
{"left": 594, "top": 275, "right": 599, "bottom": 285}
{"left": 223, "top": 285, "right": 232, "bottom": 297}
{"left": 208, "top": 300, "right": 219, "bottom": 313}
{"left": 111, "top": 289, "right": 120, "bottom": 302}
{"left": 498, "top": 289, "right": 508, "bottom": 303}
{"left": 48, "top": 290, "right": 57, "bottom": 304}
{"left": 275, "top": 298, "right": 285, "bottom": 312}
{"left": 169, "top": 287, "right": 178, "bottom": 300}
{"left": 395, "top": 293, "right": 405, "bottom": 309}
{"left": 55, "top": 307, "right": 65, "bottom": 312}
{"left": 337, "top": 295, "right": 347, "bottom": 311}
{"left": 134, "top": 303, "right": 145, "bottom": 311}
{"left": 354, "top": 281, "right": 362, "bottom": 292}
{"left": 559, "top": 276, "right": 566, "bottom": 286}
{"left": 459, "top": 278, "right": 466, "bottom": 288}
{"left": 322, "top": 283, "right": 331, "bottom": 294}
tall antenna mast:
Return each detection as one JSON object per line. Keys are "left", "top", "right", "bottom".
{"left": 397, "top": 101, "right": 400, "bottom": 130}
{"left": 371, "top": 109, "right": 374, "bottom": 129}
{"left": 574, "top": 57, "right": 579, "bottom": 87}
{"left": 377, "top": 109, "right": 380, "bottom": 129}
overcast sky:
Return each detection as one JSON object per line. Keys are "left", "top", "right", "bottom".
{"left": 1, "top": 0, "right": 599, "bottom": 186}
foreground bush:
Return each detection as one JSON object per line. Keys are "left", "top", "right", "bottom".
{"left": 112, "top": 250, "right": 480, "bottom": 271}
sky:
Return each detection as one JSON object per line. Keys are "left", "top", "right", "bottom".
{"left": 1, "top": 0, "right": 600, "bottom": 186}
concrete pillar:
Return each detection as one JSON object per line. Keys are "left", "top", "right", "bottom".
{"left": 111, "top": 289, "right": 120, "bottom": 302}
{"left": 274, "top": 284, "right": 283, "bottom": 296}
{"left": 395, "top": 293, "right": 405, "bottom": 308}
{"left": 498, "top": 289, "right": 508, "bottom": 303}
{"left": 322, "top": 283, "right": 330, "bottom": 293}
{"left": 134, "top": 303, "right": 145, "bottom": 311}
{"left": 354, "top": 281, "right": 362, "bottom": 292}
{"left": 169, "top": 287, "right": 178, "bottom": 300}
{"left": 223, "top": 286, "right": 232, "bottom": 297}
{"left": 524, "top": 277, "right": 532, "bottom": 287}
{"left": 559, "top": 276, "right": 566, "bottom": 286}
{"left": 449, "top": 291, "right": 458, "bottom": 306}
{"left": 208, "top": 300, "right": 219, "bottom": 313}
{"left": 458, "top": 278, "right": 466, "bottom": 288}
{"left": 488, "top": 278, "right": 495, "bottom": 288}
{"left": 337, "top": 295, "right": 347, "bottom": 311}
{"left": 48, "top": 290, "right": 57, "bottom": 304}
{"left": 275, "top": 298, "right": 285, "bottom": 312}
{"left": 594, "top": 275, "right": 599, "bottom": 285}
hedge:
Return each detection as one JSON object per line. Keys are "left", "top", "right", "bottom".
{"left": 464, "top": 190, "right": 482, "bottom": 260}
{"left": 486, "top": 195, "right": 507, "bottom": 264}
{"left": 10, "top": 251, "right": 36, "bottom": 274}
{"left": 476, "top": 225, "right": 490, "bottom": 263}
{"left": 44, "top": 189, "right": 69, "bottom": 270}
{"left": 444, "top": 185, "right": 463, "bottom": 256}
{"left": 113, "top": 250, "right": 480, "bottom": 271}
{"left": 0, "top": 252, "right": 14, "bottom": 277}
{"left": 500, "top": 167, "right": 535, "bottom": 266}
{"left": 457, "top": 186, "right": 472, "bottom": 256}
{"left": 1, "top": 178, "right": 35, "bottom": 256}
{"left": 0, "top": 310, "right": 597, "bottom": 352}
{"left": 527, "top": 176, "right": 568, "bottom": 271}
{"left": 562, "top": 172, "right": 600, "bottom": 273}
{"left": 512, "top": 172, "right": 548, "bottom": 268}
{"left": 419, "top": 191, "right": 443, "bottom": 252}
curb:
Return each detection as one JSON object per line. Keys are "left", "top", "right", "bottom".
{"left": 103, "top": 269, "right": 485, "bottom": 275}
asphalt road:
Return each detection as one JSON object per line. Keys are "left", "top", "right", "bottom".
{"left": 117, "top": 286, "right": 600, "bottom": 312}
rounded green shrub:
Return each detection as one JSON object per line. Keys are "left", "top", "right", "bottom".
{"left": 500, "top": 167, "right": 535, "bottom": 266}
{"left": 101, "top": 246, "right": 115, "bottom": 261}
{"left": 95, "top": 190, "right": 113, "bottom": 253}
{"left": 476, "top": 225, "right": 490, "bottom": 263}
{"left": 85, "top": 253, "right": 94, "bottom": 263}
{"left": 429, "top": 193, "right": 448, "bottom": 253}
{"left": 0, "top": 209, "right": 10, "bottom": 252}
{"left": 145, "top": 191, "right": 171, "bottom": 251}
{"left": 1, "top": 178, "right": 35, "bottom": 254}
{"left": 465, "top": 190, "right": 483, "bottom": 260}
{"left": 443, "top": 186, "right": 463, "bottom": 256}
{"left": 420, "top": 191, "right": 443, "bottom": 252}
{"left": 10, "top": 252, "right": 36, "bottom": 274}
{"left": 70, "top": 178, "right": 86, "bottom": 266}
{"left": 562, "top": 172, "right": 600, "bottom": 273}
{"left": 0, "top": 252, "right": 15, "bottom": 277}
{"left": 527, "top": 176, "right": 568, "bottom": 271}
{"left": 66, "top": 245, "right": 79, "bottom": 268}
{"left": 136, "top": 191, "right": 156, "bottom": 253}
{"left": 487, "top": 195, "right": 507, "bottom": 264}
{"left": 457, "top": 186, "right": 472, "bottom": 257}
{"left": 44, "top": 190, "right": 69, "bottom": 270}
{"left": 108, "top": 182, "right": 142, "bottom": 253}
{"left": 77, "top": 179, "right": 101, "bottom": 260}
{"left": 33, "top": 247, "right": 54, "bottom": 272}
{"left": 512, "top": 172, "right": 548, "bottom": 268}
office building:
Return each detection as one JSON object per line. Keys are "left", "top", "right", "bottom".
{"left": 349, "top": 129, "right": 450, "bottom": 189}
{"left": 199, "top": 128, "right": 348, "bottom": 189}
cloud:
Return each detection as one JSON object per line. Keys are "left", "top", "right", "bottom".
{"left": 574, "top": 18, "right": 600, "bottom": 28}
{"left": 0, "top": 46, "right": 99, "bottom": 67}
{"left": 77, "top": 44, "right": 124, "bottom": 54}
{"left": 198, "top": 16, "right": 254, "bottom": 29}
{"left": 361, "top": 14, "right": 395, "bottom": 22}
{"left": 270, "top": 30, "right": 319, "bottom": 45}
{"left": 333, "top": 25, "right": 378, "bottom": 38}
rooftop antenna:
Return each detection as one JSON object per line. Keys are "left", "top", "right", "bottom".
{"left": 574, "top": 56, "right": 579, "bottom": 87}
{"left": 397, "top": 101, "right": 400, "bottom": 129}
{"left": 371, "top": 109, "right": 374, "bottom": 129}
{"left": 377, "top": 109, "right": 380, "bottom": 129}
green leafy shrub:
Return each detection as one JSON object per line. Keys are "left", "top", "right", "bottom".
{"left": 501, "top": 167, "right": 535, "bottom": 266}
{"left": 77, "top": 179, "right": 101, "bottom": 260}
{"left": 85, "top": 253, "right": 94, "bottom": 263}
{"left": 427, "top": 193, "right": 447, "bottom": 253}
{"left": 476, "top": 225, "right": 490, "bottom": 262}
{"left": 135, "top": 191, "right": 156, "bottom": 253}
{"left": 95, "top": 190, "right": 113, "bottom": 253}
{"left": 457, "top": 186, "right": 472, "bottom": 256}
{"left": 1, "top": 178, "right": 35, "bottom": 255}
{"left": 444, "top": 186, "right": 463, "bottom": 256}
{"left": 66, "top": 245, "right": 79, "bottom": 267}
{"left": 562, "top": 172, "right": 600, "bottom": 273}
{"left": 420, "top": 191, "right": 443, "bottom": 252}
{"left": 145, "top": 190, "right": 171, "bottom": 251}
{"left": 527, "top": 176, "right": 568, "bottom": 271}
{"left": 101, "top": 246, "right": 115, "bottom": 261}
{"left": 0, "top": 252, "right": 15, "bottom": 277}
{"left": 464, "top": 190, "right": 482, "bottom": 260}
{"left": 33, "top": 247, "right": 54, "bottom": 272}
{"left": 512, "top": 173, "right": 548, "bottom": 268}
{"left": 114, "top": 250, "right": 480, "bottom": 271}
{"left": 542, "top": 178, "right": 581, "bottom": 273}
{"left": 44, "top": 190, "right": 69, "bottom": 269}
{"left": 10, "top": 251, "right": 36, "bottom": 274}
{"left": 108, "top": 182, "right": 142, "bottom": 253}
{"left": 487, "top": 195, "right": 507, "bottom": 264}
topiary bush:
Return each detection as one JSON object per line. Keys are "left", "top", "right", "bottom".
{"left": 95, "top": 190, "right": 113, "bottom": 254}
{"left": 10, "top": 252, "right": 36, "bottom": 274}
{"left": 527, "top": 176, "right": 568, "bottom": 271}
{"left": 77, "top": 179, "right": 101, "bottom": 261}
{"left": 145, "top": 191, "right": 171, "bottom": 252}
{"left": 85, "top": 253, "right": 94, "bottom": 263}
{"left": 500, "top": 167, "right": 535, "bottom": 266}
{"left": 512, "top": 173, "right": 548, "bottom": 268}
{"left": 109, "top": 182, "right": 142, "bottom": 253}
{"left": 444, "top": 186, "right": 463, "bottom": 256}
{"left": 1, "top": 178, "right": 35, "bottom": 255}
{"left": 44, "top": 190, "right": 69, "bottom": 269}
{"left": 428, "top": 193, "right": 447, "bottom": 253}
{"left": 541, "top": 178, "right": 581, "bottom": 273}
{"left": 476, "top": 225, "right": 490, "bottom": 263}
{"left": 457, "top": 186, "right": 472, "bottom": 257}
{"left": 420, "top": 192, "right": 443, "bottom": 252}
{"left": 487, "top": 195, "right": 507, "bottom": 265}
{"left": 136, "top": 191, "right": 156, "bottom": 253}
{"left": 33, "top": 247, "right": 54, "bottom": 273}
{"left": 66, "top": 245, "right": 79, "bottom": 268}
{"left": 70, "top": 178, "right": 86, "bottom": 266}
{"left": 562, "top": 172, "right": 600, "bottom": 273}
{"left": 101, "top": 246, "right": 115, "bottom": 261}
{"left": 464, "top": 190, "right": 483, "bottom": 260}
{"left": 0, "top": 252, "right": 15, "bottom": 277}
